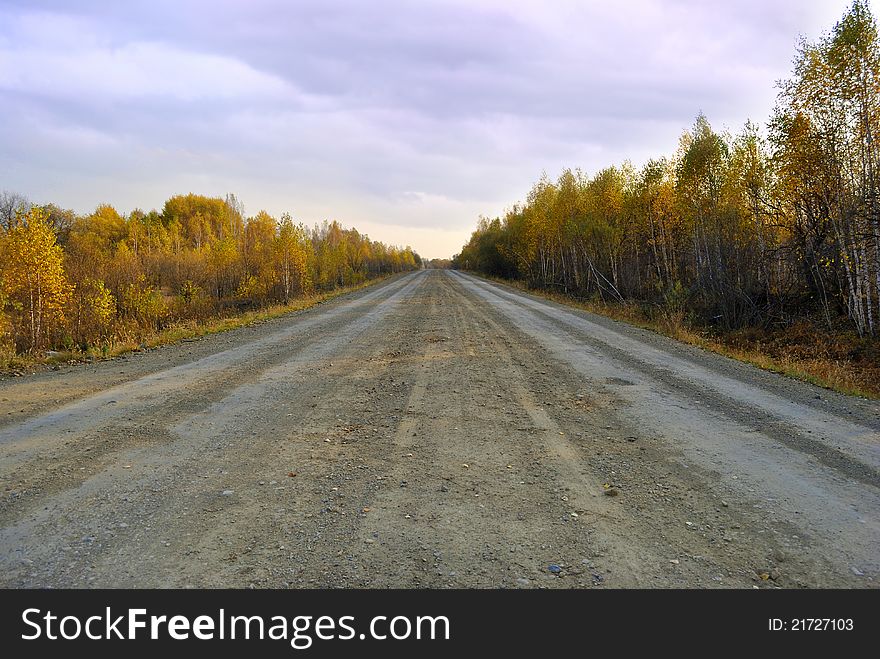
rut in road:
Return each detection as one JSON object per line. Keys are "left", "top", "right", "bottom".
{"left": 0, "top": 270, "right": 877, "bottom": 588}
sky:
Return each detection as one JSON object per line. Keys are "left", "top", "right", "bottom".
{"left": 0, "top": 0, "right": 870, "bottom": 258}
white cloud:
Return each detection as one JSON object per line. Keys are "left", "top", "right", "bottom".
{"left": 0, "top": 42, "right": 296, "bottom": 102}
{"left": 0, "top": 0, "right": 874, "bottom": 258}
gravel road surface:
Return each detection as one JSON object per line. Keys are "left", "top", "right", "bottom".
{"left": 1, "top": 269, "right": 877, "bottom": 587}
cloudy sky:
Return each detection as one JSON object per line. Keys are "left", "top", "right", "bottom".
{"left": 0, "top": 0, "right": 868, "bottom": 258}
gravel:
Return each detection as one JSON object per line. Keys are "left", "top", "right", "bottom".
{"left": 0, "top": 270, "right": 877, "bottom": 588}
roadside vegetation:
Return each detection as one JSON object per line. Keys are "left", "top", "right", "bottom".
{"left": 0, "top": 192, "right": 419, "bottom": 369}
{"left": 478, "top": 274, "right": 879, "bottom": 399}
{"left": 454, "top": 1, "right": 880, "bottom": 399}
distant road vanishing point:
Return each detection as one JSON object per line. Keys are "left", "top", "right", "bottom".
{"left": 0, "top": 270, "right": 877, "bottom": 588}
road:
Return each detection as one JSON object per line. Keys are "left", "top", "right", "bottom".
{"left": 1, "top": 269, "right": 878, "bottom": 588}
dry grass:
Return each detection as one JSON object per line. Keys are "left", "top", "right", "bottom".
{"left": 481, "top": 275, "right": 880, "bottom": 400}
{"left": 1, "top": 277, "right": 388, "bottom": 373}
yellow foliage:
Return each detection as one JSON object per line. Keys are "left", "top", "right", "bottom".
{"left": 120, "top": 276, "right": 167, "bottom": 331}
{"left": 0, "top": 194, "right": 420, "bottom": 361}
{"left": 69, "top": 278, "right": 116, "bottom": 347}
{"left": 0, "top": 207, "right": 72, "bottom": 351}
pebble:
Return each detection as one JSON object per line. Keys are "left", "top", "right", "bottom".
{"left": 548, "top": 564, "right": 562, "bottom": 574}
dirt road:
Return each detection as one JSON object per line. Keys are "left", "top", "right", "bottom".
{"left": 1, "top": 270, "right": 878, "bottom": 588}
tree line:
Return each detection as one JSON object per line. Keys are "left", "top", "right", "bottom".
{"left": 454, "top": 1, "right": 880, "bottom": 339}
{"left": 0, "top": 191, "right": 420, "bottom": 355}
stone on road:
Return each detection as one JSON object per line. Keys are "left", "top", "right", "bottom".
{"left": 0, "top": 270, "right": 877, "bottom": 588}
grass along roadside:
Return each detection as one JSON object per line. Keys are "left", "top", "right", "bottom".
{"left": 2, "top": 275, "right": 391, "bottom": 375}
{"left": 471, "top": 272, "right": 880, "bottom": 400}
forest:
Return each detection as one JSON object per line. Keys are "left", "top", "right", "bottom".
{"left": 0, "top": 191, "right": 420, "bottom": 360}
{"left": 453, "top": 2, "right": 880, "bottom": 394}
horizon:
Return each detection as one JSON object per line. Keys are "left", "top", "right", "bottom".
{"left": 0, "top": 0, "right": 870, "bottom": 259}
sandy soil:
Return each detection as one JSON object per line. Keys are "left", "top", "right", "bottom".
{"left": 0, "top": 270, "right": 877, "bottom": 588}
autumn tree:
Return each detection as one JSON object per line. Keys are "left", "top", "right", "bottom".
{"left": 455, "top": 3, "right": 880, "bottom": 339}
{"left": 0, "top": 190, "right": 31, "bottom": 231}
{"left": 275, "top": 213, "right": 311, "bottom": 302}
{"left": 0, "top": 207, "right": 72, "bottom": 351}
{"left": 0, "top": 188, "right": 418, "bottom": 356}
{"left": 774, "top": 0, "right": 880, "bottom": 335}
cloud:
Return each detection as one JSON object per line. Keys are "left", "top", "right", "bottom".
{"left": 0, "top": 10, "right": 305, "bottom": 104}
{"left": 0, "top": 42, "right": 294, "bottom": 102}
{"left": 0, "top": 0, "right": 868, "bottom": 258}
